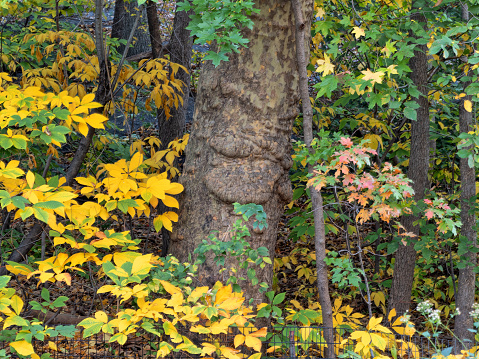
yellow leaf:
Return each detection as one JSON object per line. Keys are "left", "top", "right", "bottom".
{"left": 132, "top": 254, "right": 153, "bottom": 276}
{"left": 55, "top": 273, "right": 71, "bottom": 285}
{"left": 11, "top": 295, "right": 23, "bottom": 315}
{"left": 248, "top": 327, "right": 267, "bottom": 338}
{"left": 129, "top": 152, "right": 143, "bottom": 172}
{"left": 201, "top": 342, "right": 217, "bottom": 355}
{"left": 24, "top": 87, "right": 45, "bottom": 97}
{"left": 78, "top": 122, "right": 89, "bottom": 137}
{"left": 464, "top": 100, "right": 473, "bottom": 112}
{"left": 188, "top": 286, "right": 209, "bottom": 302}
{"left": 234, "top": 334, "right": 245, "bottom": 348}
{"left": 95, "top": 311, "right": 108, "bottom": 323}
{"left": 159, "top": 280, "right": 181, "bottom": 295}
{"left": 361, "top": 69, "right": 384, "bottom": 85}
{"left": 81, "top": 93, "right": 95, "bottom": 105}
{"left": 372, "top": 291, "right": 385, "bottom": 307}
{"left": 215, "top": 284, "right": 232, "bottom": 304}
{"left": 46, "top": 191, "right": 77, "bottom": 202}
{"left": 10, "top": 340, "right": 34, "bottom": 356}
{"left": 316, "top": 54, "right": 335, "bottom": 76}
{"left": 245, "top": 336, "right": 262, "bottom": 351}
{"left": 26, "top": 171, "right": 35, "bottom": 188}
{"left": 48, "top": 341, "right": 58, "bottom": 351}
{"left": 267, "top": 346, "right": 282, "bottom": 353}
{"left": 388, "top": 308, "right": 397, "bottom": 322}
{"left": 84, "top": 113, "right": 107, "bottom": 129}
{"left": 367, "top": 316, "right": 383, "bottom": 330}
{"left": 300, "top": 327, "right": 312, "bottom": 341}
{"left": 315, "top": 7, "right": 325, "bottom": 18}
{"left": 352, "top": 27, "right": 365, "bottom": 39}
{"left": 162, "top": 195, "right": 179, "bottom": 208}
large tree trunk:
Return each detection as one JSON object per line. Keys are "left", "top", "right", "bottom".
{"left": 112, "top": 0, "right": 150, "bottom": 57}
{"left": 388, "top": 3, "right": 430, "bottom": 317}
{"left": 170, "top": 0, "right": 312, "bottom": 302}
{"left": 453, "top": 4, "right": 476, "bottom": 352}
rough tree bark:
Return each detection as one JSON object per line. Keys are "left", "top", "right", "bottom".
{"left": 388, "top": 2, "right": 430, "bottom": 317}
{"left": 112, "top": 0, "right": 150, "bottom": 57}
{"left": 170, "top": 0, "right": 313, "bottom": 303}
{"left": 290, "top": 0, "right": 334, "bottom": 356}
{"left": 453, "top": 4, "right": 476, "bottom": 352}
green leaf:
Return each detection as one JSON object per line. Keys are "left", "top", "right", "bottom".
{"left": 55, "top": 325, "right": 77, "bottom": 338}
{"left": 32, "top": 207, "right": 50, "bottom": 223}
{"left": 204, "top": 306, "right": 218, "bottom": 319}
{"left": 20, "top": 207, "right": 34, "bottom": 220}
{"left": 52, "top": 296, "right": 69, "bottom": 308}
{"left": 273, "top": 292, "right": 285, "bottom": 305}
{"left": 0, "top": 275, "right": 10, "bottom": 288}
{"left": 41, "top": 288, "right": 50, "bottom": 302}
{"left": 117, "top": 199, "right": 138, "bottom": 214}
{"left": 11, "top": 196, "right": 29, "bottom": 210}
{"left": 34, "top": 201, "right": 63, "bottom": 210}
{"left": 404, "top": 106, "right": 417, "bottom": 121}
{"left": 78, "top": 318, "right": 104, "bottom": 338}
{"left": 11, "top": 137, "right": 27, "bottom": 149}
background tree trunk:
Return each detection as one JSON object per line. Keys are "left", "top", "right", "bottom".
{"left": 170, "top": 0, "right": 313, "bottom": 303}
{"left": 112, "top": 0, "right": 150, "bottom": 57}
{"left": 453, "top": 4, "right": 476, "bottom": 351}
{"left": 146, "top": 0, "right": 163, "bottom": 59}
{"left": 156, "top": 6, "right": 194, "bottom": 150}
{"left": 147, "top": 4, "right": 193, "bottom": 256}
{"left": 388, "top": 3, "right": 430, "bottom": 317}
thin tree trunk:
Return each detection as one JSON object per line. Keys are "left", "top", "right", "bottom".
{"left": 290, "top": 0, "right": 334, "bottom": 356}
{"left": 388, "top": 2, "right": 430, "bottom": 317}
{"left": 170, "top": 0, "right": 313, "bottom": 303}
{"left": 453, "top": 4, "right": 476, "bottom": 352}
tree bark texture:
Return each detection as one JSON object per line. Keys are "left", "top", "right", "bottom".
{"left": 290, "top": 0, "right": 334, "bottom": 356}
{"left": 454, "top": 80, "right": 477, "bottom": 351}
{"left": 112, "top": 0, "right": 150, "bottom": 57}
{"left": 157, "top": 6, "right": 194, "bottom": 150}
{"left": 388, "top": 5, "right": 430, "bottom": 317}
{"left": 146, "top": 0, "right": 163, "bottom": 59}
{"left": 170, "top": 0, "right": 313, "bottom": 303}
{"left": 454, "top": 4, "right": 476, "bottom": 351}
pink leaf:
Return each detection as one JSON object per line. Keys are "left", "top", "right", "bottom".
{"left": 340, "top": 137, "right": 354, "bottom": 148}
{"left": 425, "top": 209, "right": 434, "bottom": 220}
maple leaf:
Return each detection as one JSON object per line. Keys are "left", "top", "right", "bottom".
{"left": 316, "top": 7, "right": 325, "bottom": 18}
{"left": 316, "top": 54, "right": 335, "bottom": 76}
{"left": 340, "top": 137, "right": 354, "bottom": 148}
{"left": 361, "top": 69, "right": 384, "bottom": 85}
{"left": 352, "top": 26, "right": 365, "bottom": 39}
{"left": 425, "top": 209, "right": 434, "bottom": 220}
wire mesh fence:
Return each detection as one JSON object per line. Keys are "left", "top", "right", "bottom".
{"left": 0, "top": 325, "right": 462, "bottom": 359}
